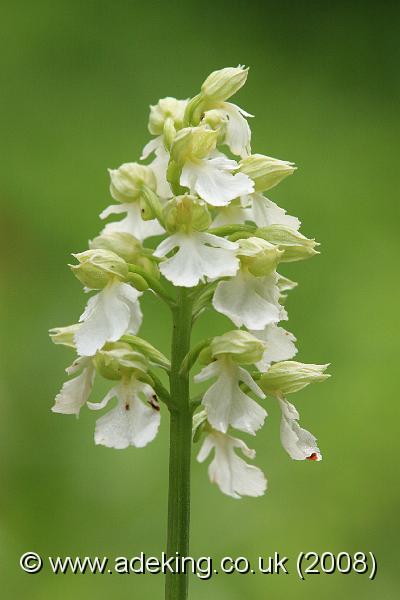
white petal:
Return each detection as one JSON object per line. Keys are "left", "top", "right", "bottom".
{"left": 140, "top": 136, "right": 162, "bottom": 160}
{"left": 150, "top": 149, "right": 172, "bottom": 199}
{"left": 99, "top": 204, "right": 127, "bottom": 220}
{"left": 252, "top": 324, "right": 298, "bottom": 371}
{"left": 197, "top": 431, "right": 267, "bottom": 498}
{"left": 155, "top": 232, "right": 239, "bottom": 288}
{"left": 181, "top": 156, "right": 254, "bottom": 206}
{"left": 213, "top": 269, "right": 283, "bottom": 330}
{"left": 52, "top": 362, "right": 95, "bottom": 415}
{"left": 237, "top": 366, "right": 265, "bottom": 399}
{"left": 93, "top": 380, "right": 160, "bottom": 449}
{"left": 75, "top": 281, "right": 142, "bottom": 356}
{"left": 65, "top": 355, "right": 90, "bottom": 376}
{"left": 194, "top": 361, "right": 220, "bottom": 384}
{"left": 211, "top": 204, "right": 251, "bottom": 227}
{"left": 101, "top": 202, "right": 164, "bottom": 241}
{"left": 279, "top": 398, "right": 322, "bottom": 461}
{"left": 250, "top": 194, "right": 301, "bottom": 230}
{"left": 201, "top": 358, "right": 266, "bottom": 435}
{"left": 222, "top": 102, "right": 252, "bottom": 158}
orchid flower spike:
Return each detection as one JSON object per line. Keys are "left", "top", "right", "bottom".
{"left": 50, "top": 65, "right": 330, "bottom": 519}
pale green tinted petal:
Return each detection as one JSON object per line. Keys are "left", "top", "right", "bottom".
{"left": 279, "top": 398, "right": 322, "bottom": 461}
{"left": 252, "top": 324, "right": 298, "bottom": 371}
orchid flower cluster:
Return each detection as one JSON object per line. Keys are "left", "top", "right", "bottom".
{"left": 51, "top": 66, "right": 329, "bottom": 500}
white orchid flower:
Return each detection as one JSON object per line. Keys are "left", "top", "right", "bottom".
{"left": 88, "top": 377, "right": 160, "bottom": 449}
{"left": 205, "top": 102, "right": 252, "bottom": 158}
{"left": 181, "top": 152, "right": 254, "bottom": 207}
{"left": 252, "top": 324, "right": 297, "bottom": 372}
{"left": 195, "top": 356, "right": 266, "bottom": 435}
{"left": 197, "top": 429, "right": 267, "bottom": 498}
{"left": 279, "top": 397, "right": 322, "bottom": 461}
{"left": 75, "top": 280, "right": 142, "bottom": 356}
{"left": 154, "top": 231, "right": 239, "bottom": 288}
{"left": 213, "top": 268, "right": 285, "bottom": 330}
{"left": 100, "top": 201, "right": 164, "bottom": 241}
{"left": 52, "top": 356, "right": 95, "bottom": 415}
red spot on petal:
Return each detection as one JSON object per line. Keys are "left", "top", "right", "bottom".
{"left": 306, "top": 452, "right": 319, "bottom": 461}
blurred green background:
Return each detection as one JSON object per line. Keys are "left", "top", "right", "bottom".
{"left": 1, "top": 0, "right": 399, "bottom": 598}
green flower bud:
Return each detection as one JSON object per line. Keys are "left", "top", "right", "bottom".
{"left": 93, "top": 342, "right": 149, "bottom": 380}
{"left": 256, "top": 226, "right": 319, "bottom": 262}
{"left": 49, "top": 324, "right": 79, "bottom": 348}
{"left": 237, "top": 236, "right": 283, "bottom": 276}
{"left": 163, "top": 195, "right": 211, "bottom": 233}
{"left": 259, "top": 361, "right": 330, "bottom": 396}
{"left": 90, "top": 232, "right": 159, "bottom": 280}
{"left": 90, "top": 232, "right": 141, "bottom": 263}
{"left": 170, "top": 127, "right": 218, "bottom": 164}
{"left": 239, "top": 154, "right": 296, "bottom": 192}
{"left": 201, "top": 66, "right": 249, "bottom": 102}
{"left": 148, "top": 97, "right": 188, "bottom": 135}
{"left": 109, "top": 162, "right": 157, "bottom": 202}
{"left": 70, "top": 249, "right": 128, "bottom": 289}
{"left": 211, "top": 330, "right": 265, "bottom": 365}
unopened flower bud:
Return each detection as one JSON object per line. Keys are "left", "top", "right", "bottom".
{"left": 70, "top": 249, "right": 128, "bottom": 289}
{"left": 238, "top": 236, "right": 283, "bottom": 276}
{"left": 148, "top": 97, "right": 188, "bottom": 135}
{"left": 211, "top": 330, "right": 265, "bottom": 365}
{"left": 259, "top": 361, "right": 330, "bottom": 396}
{"left": 109, "top": 162, "right": 157, "bottom": 202}
{"left": 93, "top": 342, "right": 148, "bottom": 380}
{"left": 170, "top": 127, "right": 218, "bottom": 164}
{"left": 90, "top": 232, "right": 141, "bottom": 263}
{"left": 201, "top": 66, "right": 249, "bottom": 102}
{"left": 239, "top": 154, "right": 296, "bottom": 192}
{"left": 163, "top": 195, "right": 211, "bottom": 233}
{"left": 256, "top": 225, "right": 319, "bottom": 262}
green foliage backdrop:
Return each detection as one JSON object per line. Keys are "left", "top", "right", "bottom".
{"left": 1, "top": 1, "right": 399, "bottom": 597}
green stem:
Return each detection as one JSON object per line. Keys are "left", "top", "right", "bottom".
{"left": 165, "top": 288, "right": 193, "bottom": 600}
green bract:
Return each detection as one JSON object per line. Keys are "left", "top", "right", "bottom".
{"left": 259, "top": 361, "right": 330, "bottom": 395}
{"left": 70, "top": 249, "right": 128, "bottom": 289}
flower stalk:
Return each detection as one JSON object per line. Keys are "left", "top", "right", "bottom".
{"left": 166, "top": 288, "right": 194, "bottom": 600}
